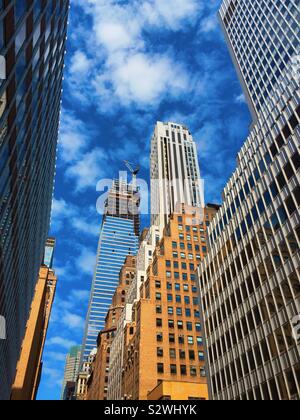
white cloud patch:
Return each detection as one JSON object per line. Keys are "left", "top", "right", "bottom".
{"left": 58, "top": 109, "right": 89, "bottom": 163}
{"left": 200, "top": 14, "right": 218, "bottom": 33}
{"left": 47, "top": 336, "right": 77, "bottom": 350}
{"left": 62, "top": 312, "right": 85, "bottom": 329}
{"left": 67, "top": 0, "right": 204, "bottom": 110}
{"left": 235, "top": 93, "right": 247, "bottom": 104}
{"left": 76, "top": 247, "right": 96, "bottom": 275}
{"left": 95, "top": 53, "right": 189, "bottom": 107}
{"left": 65, "top": 147, "right": 108, "bottom": 192}
{"left": 50, "top": 198, "right": 99, "bottom": 236}
{"left": 70, "top": 50, "right": 93, "bottom": 75}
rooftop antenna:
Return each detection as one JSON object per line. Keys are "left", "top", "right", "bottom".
{"left": 124, "top": 161, "right": 140, "bottom": 189}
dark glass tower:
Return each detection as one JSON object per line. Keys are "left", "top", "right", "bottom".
{"left": 0, "top": 0, "right": 69, "bottom": 400}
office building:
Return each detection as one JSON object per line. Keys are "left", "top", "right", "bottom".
{"left": 219, "top": 0, "right": 300, "bottom": 120}
{"left": 105, "top": 226, "right": 159, "bottom": 400}
{"left": 198, "top": 0, "right": 300, "bottom": 401}
{"left": 61, "top": 346, "right": 81, "bottom": 401}
{"left": 76, "top": 350, "right": 96, "bottom": 401}
{"left": 43, "top": 237, "right": 56, "bottom": 268}
{"left": 121, "top": 205, "right": 218, "bottom": 400}
{"left": 81, "top": 179, "right": 140, "bottom": 362}
{"left": 11, "top": 240, "right": 58, "bottom": 400}
{"left": 151, "top": 122, "right": 203, "bottom": 236}
{"left": 0, "top": 0, "right": 69, "bottom": 399}
{"left": 87, "top": 256, "right": 136, "bottom": 400}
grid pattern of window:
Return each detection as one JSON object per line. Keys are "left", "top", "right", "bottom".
{"left": 0, "top": 0, "right": 68, "bottom": 400}
{"left": 220, "top": 0, "right": 300, "bottom": 120}
{"left": 151, "top": 122, "right": 203, "bottom": 236}
{"left": 198, "top": 66, "right": 300, "bottom": 399}
{"left": 81, "top": 181, "right": 139, "bottom": 362}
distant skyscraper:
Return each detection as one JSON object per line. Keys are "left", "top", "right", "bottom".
{"left": 11, "top": 239, "right": 58, "bottom": 400}
{"left": 43, "top": 238, "right": 56, "bottom": 269}
{"left": 61, "top": 346, "right": 82, "bottom": 401}
{"left": 151, "top": 122, "right": 203, "bottom": 236}
{"left": 198, "top": 0, "right": 300, "bottom": 401}
{"left": 219, "top": 0, "right": 300, "bottom": 120}
{"left": 0, "top": 1, "right": 69, "bottom": 400}
{"left": 81, "top": 179, "right": 140, "bottom": 362}
{"left": 87, "top": 256, "right": 137, "bottom": 401}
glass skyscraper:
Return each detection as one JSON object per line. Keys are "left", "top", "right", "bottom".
{"left": 43, "top": 237, "right": 56, "bottom": 268}
{"left": 81, "top": 179, "right": 140, "bottom": 361}
{"left": 0, "top": 1, "right": 69, "bottom": 400}
{"left": 220, "top": 0, "right": 300, "bottom": 120}
{"left": 198, "top": 0, "right": 300, "bottom": 401}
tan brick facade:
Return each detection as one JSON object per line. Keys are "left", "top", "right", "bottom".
{"left": 122, "top": 205, "right": 218, "bottom": 400}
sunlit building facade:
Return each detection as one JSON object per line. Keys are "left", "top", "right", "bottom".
{"left": 61, "top": 346, "right": 82, "bottom": 401}
{"left": 151, "top": 122, "right": 203, "bottom": 237}
{"left": 198, "top": 0, "right": 300, "bottom": 401}
{"left": 219, "top": 0, "right": 300, "bottom": 120}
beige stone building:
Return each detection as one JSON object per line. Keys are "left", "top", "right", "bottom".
{"left": 122, "top": 205, "right": 219, "bottom": 400}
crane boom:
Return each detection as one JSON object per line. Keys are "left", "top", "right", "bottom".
{"left": 124, "top": 160, "right": 140, "bottom": 176}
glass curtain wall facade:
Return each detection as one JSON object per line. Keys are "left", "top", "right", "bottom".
{"left": 219, "top": 0, "right": 300, "bottom": 120}
{"left": 81, "top": 180, "right": 140, "bottom": 362}
{"left": 0, "top": 0, "right": 69, "bottom": 400}
{"left": 198, "top": 0, "right": 300, "bottom": 401}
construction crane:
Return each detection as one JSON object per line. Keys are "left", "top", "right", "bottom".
{"left": 124, "top": 161, "right": 140, "bottom": 187}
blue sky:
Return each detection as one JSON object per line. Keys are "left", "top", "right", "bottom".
{"left": 37, "top": 0, "right": 251, "bottom": 400}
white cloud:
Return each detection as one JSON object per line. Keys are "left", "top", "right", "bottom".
{"left": 66, "top": 0, "right": 204, "bottom": 110}
{"left": 108, "top": 53, "right": 189, "bottom": 105}
{"left": 70, "top": 50, "right": 93, "bottom": 75}
{"left": 44, "top": 351, "right": 68, "bottom": 363}
{"left": 70, "top": 289, "right": 90, "bottom": 302}
{"left": 96, "top": 21, "right": 142, "bottom": 52}
{"left": 59, "top": 110, "right": 89, "bottom": 163}
{"left": 47, "top": 336, "right": 77, "bottom": 350}
{"left": 62, "top": 312, "right": 85, "bottom": 329}
{"left": 235, "top": 93, "right": 247, "bottom": 104}
{"left": 42, "top": 367, "right": 64, "bottom": 388}
{"left": 200, "top": 14, "right": 218, "bottom": 33}
{"left": 71, "top": 218, "right": 99, "bottom": 236}
{"left": 76, "top": 248, "right": 96, "bottom": 275}
{"left": 141, "top": 0, "right": 202, "bottom": 30}
{"left": 50, "top": 198, "right": 99, "bottom": 236}
{"left": 51, "top": 198, "right": 75, "bottom": 219}
{"left": 66, "top": 148, "right": 107, "bottom": 192}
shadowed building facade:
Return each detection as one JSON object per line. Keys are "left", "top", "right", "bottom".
{"left": 0, "top": 0, "right": 69, "bottom": 399}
